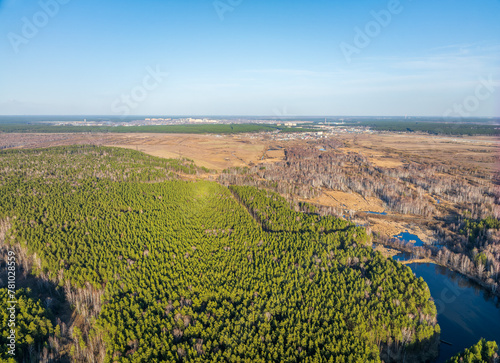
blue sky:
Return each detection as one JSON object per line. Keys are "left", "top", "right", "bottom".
{"left": 0, "top": 0, "right": 499, "bottom": 116}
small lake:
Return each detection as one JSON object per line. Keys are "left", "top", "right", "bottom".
{"left": 395, "top": 255, "right": 500, "bottom": 362}
{"left": 364, "top": 211, "right": 387, "bottom": 215}
{"left": 393, "top": 231, "right": 424, "bottom": 247}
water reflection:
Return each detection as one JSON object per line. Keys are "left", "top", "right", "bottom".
{"left": 393, "top": 231, "right": 424, "bottom": 247}
{"left": 401, "top": 259, "right": 500, "bottom": 362}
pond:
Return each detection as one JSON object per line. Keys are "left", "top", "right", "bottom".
{"left": 395, "top": 255, "right": 500, "bottom": 362}
{"left": 364, "top": 211, "right": 387, "bottom": 215}
{"left": 393, "top": 231, "right": 425, "bottom": 247}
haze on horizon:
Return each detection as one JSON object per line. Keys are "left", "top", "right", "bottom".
{"left": 0, "top": 0, "right": 499, "bottom": 117}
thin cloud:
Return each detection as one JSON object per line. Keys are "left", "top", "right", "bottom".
{"left": 243, "top": 69, "right": 337, "bottom": 77}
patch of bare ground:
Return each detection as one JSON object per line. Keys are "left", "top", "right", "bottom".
{"left": 257, "top": 148, "right": 286, "bottom": 164}
{"left": 369, "top": 157, "right": 405, "bottom": 168}
{"left": 308, "top": 190, "right": 386, "bottom": 213}
{"left": 373, "top": 244, "right": 401, "bottom": 259}
{"left": 399, "top": 258, "right": 435, "bottom": 265}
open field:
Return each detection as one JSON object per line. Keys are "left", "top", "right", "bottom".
{"left": 2, "top": 131, "right": 495, "bottom": 171}
{"left": 339, "top": 133, "right": 498, "bottom": 173}
{"left": 0, "top": 133, "right": 270, "bottom": 170}
{"left": 104, "top": 134, "right": 267, "bottom": 170}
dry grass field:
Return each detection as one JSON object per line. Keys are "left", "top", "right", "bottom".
{"left": 308, "top": 190, "right": 386, "bottom": 213}
{"left": 2, "top": 132, "right": 495, "bottom": 172}
{"left": 102, "top": 134, "right": 267, "bottom": 170}
{"left": 339, "top": 133, "right": 497, "bottom": 172}
{"left": 0, "top": 133, "right": 269, "bottom": 170}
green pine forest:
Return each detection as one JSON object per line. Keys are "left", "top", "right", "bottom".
{"left": 0, "top": 145, "right": 462, "bottom": 362}
{"left": 446, "top": 339, "right": 498, "bottom": 363}
{"left": 0, "top": 288, "right": 54, "bottom": 362}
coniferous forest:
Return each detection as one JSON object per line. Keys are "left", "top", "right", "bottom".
{"left": 445, "top": 339, "right": 498, "bottom": 363}
{"left": 0, "top": 145, "right": 449, "bottom": 362}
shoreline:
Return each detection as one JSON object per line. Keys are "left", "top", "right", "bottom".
{"left": 373, "top": 242, "right": 500, "bottom": 298}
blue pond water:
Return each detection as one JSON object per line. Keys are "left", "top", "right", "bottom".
{"left": 392, "top": 250, "right": 413, "bottom": 262}
{"left": 374, "top": 244, "right": 500, "bottom": 361}
{"left": 404, "top": 262, "right": 500, "bottom": 362}
{"left": 388, "top": 245, "right": 500, "bottom": 362}
{"left": 393, "top": 231, "right": 424, "bottom": 247}
{"left": 364, "top": 211, "right": 387, "bottom": 215}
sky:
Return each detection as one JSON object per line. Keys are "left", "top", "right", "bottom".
{"left": 0, "top": 0, "right": 499, "bottom": 117}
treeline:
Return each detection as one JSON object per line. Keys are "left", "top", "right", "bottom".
{"left": 359, "top": 121, "right": 500, "bottom": 136}
{"left": 0, "top": 123, "right": 294, "bottom": 135}
{"left": 461, "top": 217, "right": 500, "bottom": 245}
{"left": 0, "top": 146, "right": 440, "bottom": 362}
{"left": 230, "top": 185, "right": 361, "bottom": 237}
